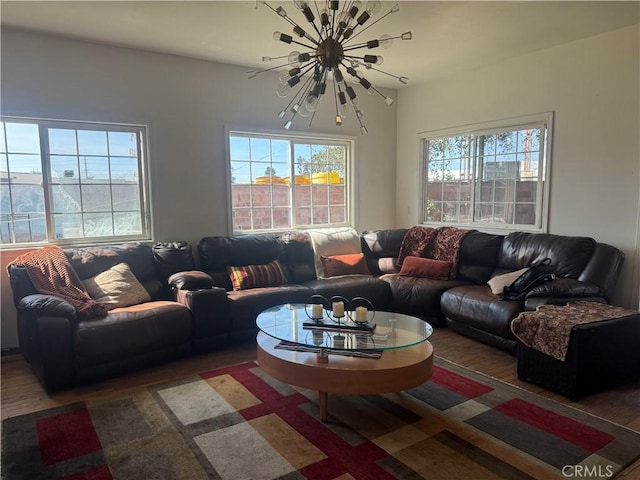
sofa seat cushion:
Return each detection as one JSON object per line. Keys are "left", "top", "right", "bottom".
{"left": 303, "top": 276, "right": 392, "bottom": 310}
{"left": 227, "top": 284, "right": 312, "bottom": 333}
{"left": 440, "top": 286, "right": 522, "bottom": 339}
{"left": 382, "top": 275, "right": 470, "bottom": 322}
{"left": 73, "top": 301, "right": 192, "bottom": 368}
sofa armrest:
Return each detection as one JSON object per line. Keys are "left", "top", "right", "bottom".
{"left": 15, "top": 299, "right": 76, "bottom": 391}
{"left": 168, "top": 270, "right": 216, "bottom": 290}
{"left": 174, "top": 287, "right": 231, "bottom": 349}
{"left": 17, "top": 294, "right": 77, "bottom": 320}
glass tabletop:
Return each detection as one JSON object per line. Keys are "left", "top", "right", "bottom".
{"left": 256, "top": 303, "right": 433, "bottom": 351}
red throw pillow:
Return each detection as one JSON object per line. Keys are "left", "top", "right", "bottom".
{"left": 399, "top": 256, "right": 452, "bottom": 280}
{"left": 321, "top": 253, "right": 370, "bottom": 277}
{"left": 227, "top": 259, "right": 287, "bottom": 291}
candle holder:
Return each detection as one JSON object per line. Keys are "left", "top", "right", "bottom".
{"left": 328, "top": 295, "right": 351, "bottom": 325}
{"left": 351, "top": 297, "right": 376, "bottom": 324}
{"left": 304, "top": 294, "right": 329, "bottom": 321}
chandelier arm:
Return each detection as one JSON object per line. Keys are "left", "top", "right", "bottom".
{"left": 359, "top": 64, "right": 409, "bottom": 83}
{"left": 248, "top": 61, "right": 295, "bottom": 77}
{"left": 288, "top": 38, "right": 318, "bottom": 50}
{"left": 343, "top": 8, "right": 396, "bottom": 45}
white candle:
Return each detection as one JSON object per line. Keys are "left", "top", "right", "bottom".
{"left": 332, "top": 301, "right": 344, "bottom": 317}
{"left": 311, "top": 303, "right": 323, "bottom": 318}
{"left": 355, "top": 306, "right": 367, "bottom": 323}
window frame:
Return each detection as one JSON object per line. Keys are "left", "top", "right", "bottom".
{"left": 419, "top": 112, "right": 553, "bottom": 233}
{"left": 226, "top": 128, "right": 356, "bottom": 234}
{"left": 0, "top": 116, "right": 152, "bottom": 248}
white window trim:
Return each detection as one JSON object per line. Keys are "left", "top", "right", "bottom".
{"left": 0, "top": 115, "right": 152, "bottom": 248}
{"left": 418, "top": 112, "right": 553, "bottom": 233}
{"left": 225, "top": 126, "right": 357, "bottom": 235}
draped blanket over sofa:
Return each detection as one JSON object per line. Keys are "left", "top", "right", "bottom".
{"left": 8, "top": 227, "right": 627, "bottom": 391}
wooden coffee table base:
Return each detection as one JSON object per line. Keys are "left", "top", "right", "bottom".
{"left": 256, "top": 331, "right": 434, "bottom": 421}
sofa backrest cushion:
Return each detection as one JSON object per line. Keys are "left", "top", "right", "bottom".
{"left": 280, "top": 231, "right": 317, "bottom": 283}
{"left": 360, "top": 228, "right": 408, "bottom": 275}
{"left": 497, "top": 232, "right": 596, "bottom": 279}
{"left": 456, "top": 231, "right": 505, "bottom": 284}
{"left": 65, "top": 243, "right": 164, "bottom": 300}
{"left": 198, "top": 234, "right": 286, "bottom": 291}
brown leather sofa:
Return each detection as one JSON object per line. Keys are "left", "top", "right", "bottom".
{"left": 8, "top": 229, "right": 626, "bottom": 391}
{"left": 7, "top": 242, "right": 218, "bottom": 391}
{"left": 169, "top": 229, "right": 625, "bottom": 352}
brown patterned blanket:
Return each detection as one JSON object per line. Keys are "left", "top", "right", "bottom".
{"left": 511, "top": 301, "right": 638, "bottom": 361}
{"left": 9, "top": 245, "right": 108, "bottom": 318}
{"left": 397, "top": 226, "right": 472, "bottom": 279}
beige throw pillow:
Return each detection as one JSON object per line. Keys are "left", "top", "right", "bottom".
{"left": 307, "top": 227, "right": 362, "bottom": 278}
{"left": 487, "top": 267, "right": 529, "bottom": 295}
{"left": 83, "top": 262, "right": 151, "bottom": 309}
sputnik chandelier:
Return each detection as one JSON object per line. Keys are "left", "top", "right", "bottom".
{"left": 249, "top": 0, "right": 412, "bottom": 134}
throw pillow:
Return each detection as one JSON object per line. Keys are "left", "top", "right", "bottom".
{"left": 227, "top": 259, "right": 288, "bottom": 291}
{"left": 82, "top": 262, "right": 151, "bottom": 310}
{"left": 487, "top": 267, "right": 530, "bottom": 295}
{"left": 398, "top": 256, "right": 452, "bottom": 280}
{"left": 307, "top": 227, "right": 362, "bottom": 278}
{"left": 321, "top": 253, "right": 370, "bottom": 277}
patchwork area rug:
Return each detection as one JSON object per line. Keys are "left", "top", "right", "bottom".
{"left": 2, "top": 358, "right": 639, "bottom": 480}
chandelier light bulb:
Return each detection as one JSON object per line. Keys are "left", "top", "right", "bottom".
{"left": 360, "top": 125, "right": 368, "bottom": 135}
{"left": 276, "top": 82, "right": 291, "bottom": 98}
{"left": 288, "top": 50, "right": 302, "bottom": 67}
{"left": 385, "top": 96, "right": 394, "bottom": 106}
{"left": 278, "top": 109, "right": 286, "bottom": 118}
{"left": 391, "top": 4, "right": 400, "bottom": 14}
{"left": 293, "top": 0, "right": 308, "bottom": 9}
{"left": 262, "top": 56, "right": 272, "bottom": 62}
{"left": 335, "top": 115, "right": 343, "bottom": 126}
{"left": 247, "top": 71, "right": 257, "bottom": 79}
{"left": 399, "top": 76, "right": 409, "bottom": 85}
{"left": 276, "top": 6, "right": 287, "bottom": 17}
{"left": 402, "top": 31, "right": 413, "bottom": 40}
{"left": 365, "top": 0, "right": 381, "bottom": 16}
{"left": 284, "top": 120, "right": 292, "bottom": 130}
{"left": 305, "top": 94, "right": 319, "bottom": 112}
{"left": 379, "top": 34, "right": 393, "bottom": 49}
{"left": 320, "top": 9, "right": 330, "bottom": 25}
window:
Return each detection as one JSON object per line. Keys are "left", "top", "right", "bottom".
{"left": 421, "top": 113, "right": 552, "bottom": 231}
{"left": 0, "top": 117, "right": 150, "bottom": 246}
{"left": 228, "top": 131, "right": 352, "bottom": 232}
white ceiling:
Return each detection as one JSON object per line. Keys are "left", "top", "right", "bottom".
{"left": 1, "top": 1, "right": 638, "bottom": 89}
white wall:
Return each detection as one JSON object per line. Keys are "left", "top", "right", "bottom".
{"left": 0, "top": 28, "right": 398, "bottom": 349}
{"left": 396, "top": 25, "right": 640, "bottom": 309}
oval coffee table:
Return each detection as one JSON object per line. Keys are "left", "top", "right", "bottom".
{"left": 256, "top": 304, "right": 434, "bottom": 421}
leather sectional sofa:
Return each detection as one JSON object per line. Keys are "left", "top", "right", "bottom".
{"left": 8, "top": 228, "right": 625, "bottom": 391}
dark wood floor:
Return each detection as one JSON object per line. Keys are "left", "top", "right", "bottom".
{"left": 2, "top": 328, "right": 639, "bottom": 477}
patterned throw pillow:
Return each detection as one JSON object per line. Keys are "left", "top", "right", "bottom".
{"left": 321, "top": 253, "right": 370, "bottom": 277}
{"left": 82, "top": 262, "right": 151, "bottom": 309}
{"left": 227, "top": 259, "right": 288, "bottom": 291}
{"left": 399, "top": 256, "right": 452, "bottom": 280}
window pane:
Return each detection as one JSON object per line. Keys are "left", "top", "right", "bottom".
{"left": 6, "top": 123, "right": 40, "bottom": 154}
{"left": 49, "top": 129, "right": 77, "bottom": 154}
{"left": 8, "top": 154, "right": 42, "bottom": 176}
{"left": 114, "top": 212, "right": 142, "bottom": 235}
{"left": 80, "top": 156, "right": 111, "bottom": 183}
{"left": 53, "top": 213, "right": 83, "bottom": 239}
{"left": 50, "top": 156, "right": 80, "bottom": 183}
{"left": 52, "top": 185, "right": 81, "bottom": 213}
{"left": 108, "top": 131, "right": 137, "bottom": 157}
{"left": 82, "top": 185, "right": 112, "bottom": 212}
{"left": 110, "top": 157, "right": 138, "bottom": 183}
{"left": 10, "top": 184, "right": 45, "bottom": 214}
{"left": 83, "top": 212, "right": 114, "bottom": 237}
{"left": 77, "top": 130, "right": 108, "bottom": 156}
{"left": 112, "top": 184, "right": 140, "bottom": 211}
